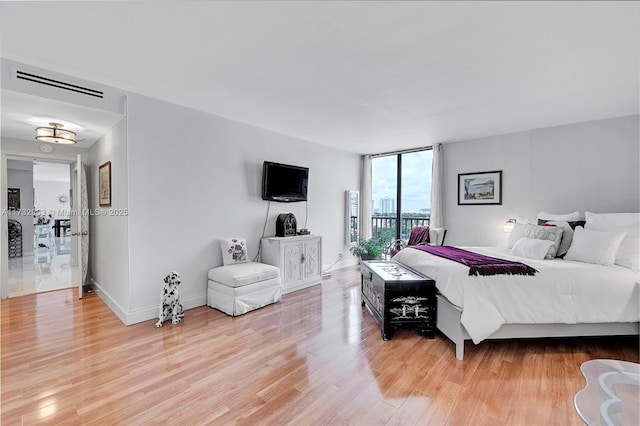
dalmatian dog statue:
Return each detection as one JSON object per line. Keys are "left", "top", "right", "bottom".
{"left": 155, "top": 271, "right": 185, "bottom": 327}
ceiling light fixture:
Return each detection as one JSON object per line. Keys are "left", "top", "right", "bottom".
{"left": 35, "top": 122, "right": 76, "bottom": 144}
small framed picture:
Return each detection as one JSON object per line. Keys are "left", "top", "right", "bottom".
{"left": 99, "top": 161, "right": 112, "bottom": 207}
{"left": 458, "top": 170, "right": 502, "bottom": 205}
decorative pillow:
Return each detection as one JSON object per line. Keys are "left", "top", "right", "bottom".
{"left": 537, "top": 211, "right": 583, "bottom": 222}
{"left": 564, "top": 227, "right": 627, "bottom": 266}
{"left": 511, "top": 237, "right": 555, "bottom": 260}
{"left": 536, "top": 220, "right": 573, "bottom": 257}
{"left": 523, "top": 223, "right": 564, "bottom": 259}
{"left": 537, "top": 218, "right": 586, "bottom": 230}
{"left": 219, "top": 238, "right": 249, "bottom": 266}
{"left": 585, "top": 212, "right": 640, "bottom": 230}
{"left": 536, "top": 219, "right": 585, "bottom": 257}
{"left": 506, "top": 222, "right": 528, "bottom": 249}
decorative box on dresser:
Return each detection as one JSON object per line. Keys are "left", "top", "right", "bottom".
{"left": 261, "top": 235, "right": 322, "bottom": 294}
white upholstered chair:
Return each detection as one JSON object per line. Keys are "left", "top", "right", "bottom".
{"left": 429, "top": 228, "right": 447, "bottom": 246}
{"left": 207, "top": 238, "right": 282, "bottom": 316}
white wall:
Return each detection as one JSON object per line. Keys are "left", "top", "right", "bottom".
{"left": 121, "top": 93, "right": 360, "bottom": 323}
{"left": 34, "top": 180, "right": 71, "bottom": 219}
{"left": 6, "top": 161, "right": 34, "bottom": 254}
{"left": 88, "top": 117, "right": 130, "bottom": 321}
{"left": 444, "top": 115, "right": 639, "bottom": 246}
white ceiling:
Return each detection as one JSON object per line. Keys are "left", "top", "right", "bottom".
{"left": 1, "top": 1, "right": 638, "bottom": 154}
{"left": 1, "top": 90, "right": 125, "bottom": 148}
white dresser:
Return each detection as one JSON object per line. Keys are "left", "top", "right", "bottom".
{"left": 261, "top": 235, "right": 322, "bottom": 294}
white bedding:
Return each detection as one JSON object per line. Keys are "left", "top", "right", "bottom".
{"left": 392, "top": 246, "right": 640, "bottom": 343}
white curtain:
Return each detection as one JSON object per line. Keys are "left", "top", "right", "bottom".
{"left": 360, "top": 155, "right": 372, "bottom": 240}
{"left": 430, "top": 143, "right": 444, "bottom": 228}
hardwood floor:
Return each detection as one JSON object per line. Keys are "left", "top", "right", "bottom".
{"left": 2, "top": 266, "right": 638, "bottom": 425}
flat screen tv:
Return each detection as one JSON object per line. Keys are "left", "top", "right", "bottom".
{"left": 262, "top": 161, "right": 309, "bottom": 202}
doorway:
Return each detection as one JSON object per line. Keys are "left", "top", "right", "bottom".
{"left": 6, "top": 159, "right": 75, "bottom": 297}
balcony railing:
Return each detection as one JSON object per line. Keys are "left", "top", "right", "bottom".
{"left": 371, "top": 215, "right": 430, "bottom": 241}
{"left": 350, "top": 215, "right": 431, "bottom": 244}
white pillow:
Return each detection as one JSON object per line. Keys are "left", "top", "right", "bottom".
{"left": 219, "top": 238, "right": 250, "bottom": 266}
{"left": 537, "top": 211, "right": 582, "bottom": 222}
{"left": 585, "top": 212, "right": 640, "bottom": 273}
{"left": 564, "top": 227, "right": 627, "bottom": 266}
{"left": 523, "top": 223, "right": 564, "bottom": 259}
{"left": 511, "top": 237, "right": 555, "bottom": 260}
{"left": 506, "top": 222, "right": 528, "bottom": 249}
{"left": 585, "top": 212, "right": 639, "bottom": 230}
{"left": 614, "top": 230, "right": 640, "bottom": 273}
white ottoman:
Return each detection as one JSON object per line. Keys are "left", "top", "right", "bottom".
{"left": 207, "top": 262, "right": 282, "bottom": 316}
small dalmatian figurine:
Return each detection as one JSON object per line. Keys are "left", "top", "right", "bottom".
{"left": 155, "top": 271, "right": 184, "bottom": 327}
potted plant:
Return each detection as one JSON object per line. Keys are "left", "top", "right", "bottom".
{"left": 350, "top": 233, "right": 393, "bottom": 260}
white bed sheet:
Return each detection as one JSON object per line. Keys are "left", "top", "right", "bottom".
{"left": 392, "top": 246, "right": 639, "bottom": 343}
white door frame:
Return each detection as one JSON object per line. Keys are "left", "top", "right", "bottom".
{"left": 0, "top": 151, "right": 78, "bottom": 299}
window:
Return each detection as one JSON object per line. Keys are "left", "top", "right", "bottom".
{"left": 371, "top": 149, "right": 433, "bottom": 243}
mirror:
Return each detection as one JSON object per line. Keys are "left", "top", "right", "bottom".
{"left": 345, "top": 190, "right": 359, "bottom": 245}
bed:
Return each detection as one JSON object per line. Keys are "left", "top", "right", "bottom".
{"left": 392, "top": 211, "right": 640, "bottom": 360}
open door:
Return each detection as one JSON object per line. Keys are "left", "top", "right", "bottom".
{"left": 71, "top": 154, "right": 89, "bottom": 299}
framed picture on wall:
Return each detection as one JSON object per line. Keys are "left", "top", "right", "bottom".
{"left": 7, "top": 188, "right": 20, "bottom": 210}
{"left": 458, "top": 170, "right": 502, "bottom": 205}
{"left": 99, "top": 161, "right": 112, "bottom": 207}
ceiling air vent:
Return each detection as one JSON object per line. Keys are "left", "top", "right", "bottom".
{"left": 16, "top": 70, "right": 104, "bottom": 99}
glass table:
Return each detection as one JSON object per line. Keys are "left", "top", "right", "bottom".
{"left": 574, "top": 359, "right": 639, "bottom": 426}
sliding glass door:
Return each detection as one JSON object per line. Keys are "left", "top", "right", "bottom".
{"left": 371, "top": 149, "right": 433, "bottom": 243}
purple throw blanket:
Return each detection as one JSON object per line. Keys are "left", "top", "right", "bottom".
{"left": 411, "top": 245, "right": 538, "bottom": 276}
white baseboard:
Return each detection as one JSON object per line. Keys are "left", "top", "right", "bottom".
{"left": 339, "top": 258, "right": 359, "bottom": 268}
{"left": 324, "top": 258, "right": 359, "bottom": 270}
{"left": 322, "top": 258, "right": 359, "bottom": 277}
{"left": 87, "top": 277, "right": 129, "bottom": 325}
{"left": 88, "top": 277, "right": 207, "bottom": 326}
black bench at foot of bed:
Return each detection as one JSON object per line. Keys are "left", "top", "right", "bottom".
{"left": 361, "top": 260, "right": 437, "bottom": 341}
